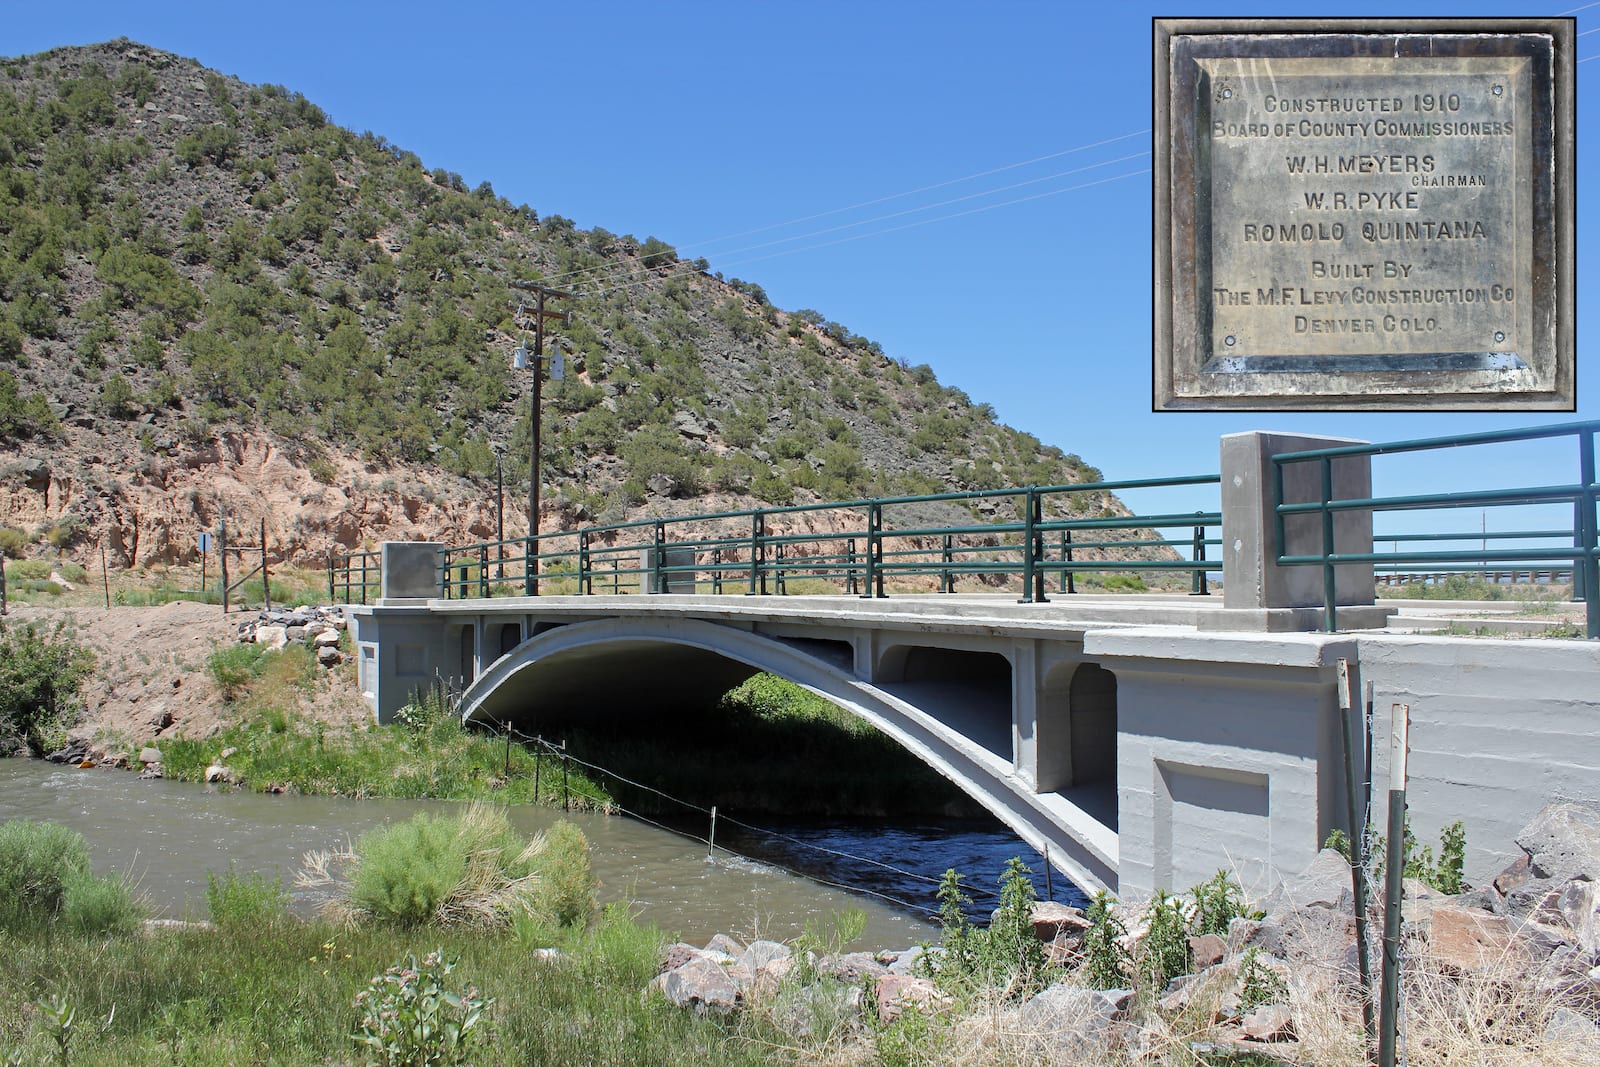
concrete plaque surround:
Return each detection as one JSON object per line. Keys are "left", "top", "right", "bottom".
{"left": 1154, "top": 19, "right": 1574, "bottom": 410}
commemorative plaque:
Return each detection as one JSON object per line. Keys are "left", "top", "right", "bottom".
{"left": 1154, "top": 19, "right": 1574, "bottom": 410}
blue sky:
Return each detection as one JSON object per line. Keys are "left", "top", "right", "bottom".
{"left": 6, "top": 1, "right": 1597, "bottom": 539}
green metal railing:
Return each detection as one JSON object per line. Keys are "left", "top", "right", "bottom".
{"left": 329, "top": 549, "right": 382, "bottom": 605}
{"left": 430, "top": 474, "right": 1222, "bottom": 603}
{"left": 1272, "top": 420, "right": 1600, "bottom": 638}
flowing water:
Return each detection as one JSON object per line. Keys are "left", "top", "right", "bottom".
{"left": 0, "top": 760, "right": 1086, "bottom": 947}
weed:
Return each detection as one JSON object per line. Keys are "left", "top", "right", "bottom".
{"left": 1367, "top": 816, "right": 1468, "bottom": 895}
{"left": 205, "top": 642, "right": 266, "bottom": 702}
{"left": 1190, "top": 869, "right": 1259, "bottom": 937}
{"left": 352, "top": 950, "right": 492, "bottom": 1067}
{"left": 1238, "top": 947, "right": 1288, "bottom": 1012}
{"left": 205, "top": 864, "right": 290, "bottom": 926}
{"left": 37, "top": 994, "right": 73, "bottom": 1067}
{"left": 918, "top": 859, "right": 1045, "bottom": 1001}
{"left": 1139, "top": 890, "right": 1191, "bottom": 992}
{"left": 1080, "top": 890, "right": 1130, "bottom": 991}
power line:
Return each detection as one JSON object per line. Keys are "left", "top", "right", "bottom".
{"left": 686, "top": 129, "right": 1154, "bottom": 252}
{"left": 530, "top": 128, "right": 1152, "bottom": 290}
{"left": 565, "top": 150, "right": 1150, "bottom": 298}
{"left": 585, "top": 167, "right": 1150, "bottom": 298}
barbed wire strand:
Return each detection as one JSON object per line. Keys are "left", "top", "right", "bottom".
{"left": 508, "top": 725, "right": 1000, "bottom": 901}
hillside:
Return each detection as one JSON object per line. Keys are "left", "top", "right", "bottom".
{"left": 0, "top": 40, "right": 1121, "bottom": 572}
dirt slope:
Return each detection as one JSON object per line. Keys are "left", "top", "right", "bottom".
{"left": 4, "top": 601, "right": 368, "bottom": 751}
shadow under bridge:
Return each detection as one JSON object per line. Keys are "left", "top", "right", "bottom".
{"left": 457, "top": 616, "right": 1118, "bottom": 894}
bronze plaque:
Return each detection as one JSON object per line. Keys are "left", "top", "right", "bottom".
{"left": 1154, "top": 20, "right": 1574, "bottom": 410}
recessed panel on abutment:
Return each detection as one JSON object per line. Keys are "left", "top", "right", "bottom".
{"left": 1154, "top": 19, "right": 1573, "bottom": 410}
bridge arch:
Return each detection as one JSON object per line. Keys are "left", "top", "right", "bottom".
{"left": 459, "top": 616, "right": 1118, "bottom": 894}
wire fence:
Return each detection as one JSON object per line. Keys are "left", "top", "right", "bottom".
{"left": 492, "top": 721, "right": 1018, "bottom": 920}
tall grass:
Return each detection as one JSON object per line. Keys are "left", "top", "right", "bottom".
{"left": 301, "top": 804, "right": 550, "bottom": 929}
{"left": 0, "top": 820, "right": 140, "bottom": 936}
{"left": 156, "top": 701, "right": 611, "bottom": 808}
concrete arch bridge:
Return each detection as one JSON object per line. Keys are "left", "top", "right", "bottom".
{"left": 348, "top": 430, "right": 1600, "bottom": 899}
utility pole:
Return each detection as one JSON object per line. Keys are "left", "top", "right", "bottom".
{"left": 494, "top": 445, "right": 505, "bottom": 580}
{"left": 509, "top": 281, "right": 572, "bottom": 596}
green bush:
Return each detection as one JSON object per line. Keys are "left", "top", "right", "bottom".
{"left": 351, "top": 813, "right": 477, "bottom": 925}
{"left": 0, "top": 819, "right": 90, "bottom": 930}
{"left": 534, "top": 821, "right": 596, "bottom": 929}
{"left": 6, "top": 559, "right": 50, "bottom": 580}
{"left": 315, "top": 804, "right": 550, "bottom": 929}
{"left": 0, "top": 527, "right": 29, "bottom": 557}
{"left": 0, "top": 621, "right": 95, "bottom": 755}
{"left": 206, "top": 642, "right": 268, "bottom": 702}
{"left": 206, "top": 864, "right": 290, "bottom": 926}
{"left": 0, "top": 369, "right": 58, "bottom": 439}
{"left": 0, "top": 819, "right": 136, "bottom": 936}
{"left": 60, "top": 867, "right": 140, "bottom": 936}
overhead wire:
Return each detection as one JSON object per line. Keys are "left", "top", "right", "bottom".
{"left": 584, "top": 167, "right": 1149, "bottom": 299}
{"left": 564, "top": 150, "right": 1150, "bottom": 298}
{"left": 575, "top": 166, "right": 1147, "bottom": 301}
{"left": 525, "top": 128, "right": 1154, "bottom": 293}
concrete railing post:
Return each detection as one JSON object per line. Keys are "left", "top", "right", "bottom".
{"left": 380, "top": 541, "right": 445, "bottom": 601}
{"left": 1213, "top": 432, "right": 1388, "bottom": 631}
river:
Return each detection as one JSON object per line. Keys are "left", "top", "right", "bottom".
{"left": 0, "top": 760, "right": 1086, "bottom": 947}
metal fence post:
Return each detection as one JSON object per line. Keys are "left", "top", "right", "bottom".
{"left": 941, "top": 534, "right": 954, "bottom": 594}
{"left": 1062, "top": 529, "right": 1075, "bottom": 594}
{"left": 579, "top": 532, "right": 592, "bottom": 595}
{"left": 747, "top": 511, "right": 766, "bottom": 595}
{"left": 861, "top": 502, "right": 883, "bottom": 598}
{"left": 653, "top": 521, "right": 666, "bottom": 594}
{"left": 1580, "top": 430, "right": 1598, "bottom": 638}
{"left": 1192, "top": 514, "right": 1210, "bottom": 595}
{"left": 1019, "top": 488, "right": 1047, "bottom": 604}
{"left": 1320, "top": 456, "right": 1338, "bottom": 633}
{"left": 846, "top": 537, "right": 858, "bottom": 595}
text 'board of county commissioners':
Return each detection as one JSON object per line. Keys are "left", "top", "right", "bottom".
{"left": 1203, "top": 56, "right": 1531, "bottom": 362}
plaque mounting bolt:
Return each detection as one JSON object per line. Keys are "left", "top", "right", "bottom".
{"left": 1224, "top": 335, "right": 1237, "bottom": 347}
{"left": 1494, "top": 331, "right": 1506, "bottom": 343}
{"left": 1492, "top": 85, "right": 1503, "bottom": 96}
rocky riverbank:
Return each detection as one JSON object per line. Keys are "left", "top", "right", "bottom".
{"left": 650, "top": 801, "right": 1600, "bottom": 1064}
